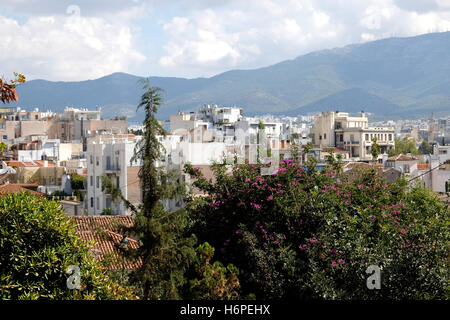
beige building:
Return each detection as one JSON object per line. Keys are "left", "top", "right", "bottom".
{"left": 311, "top": 111, "right": 395, "bottom": 160}
{"left": 2, "top": 160, "right": 65, "bottom": 188}
{"left": 46, "top": 108, "right": 128, "bottom": 144}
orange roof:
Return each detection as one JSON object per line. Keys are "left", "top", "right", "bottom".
{"left": 418, "top": 163, "right": 430, "bottom": 170}
{"left": 5, "top": 160, "right": 56, "bottom": 167}
{"left": 0, "top": 184, "right": 45, "bottom": 197}
{"left": 72, "top": 216, "right": 141, "bottom": 270}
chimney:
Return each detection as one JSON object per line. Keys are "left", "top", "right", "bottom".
{"left": 361, "top": 110, "right": 365, "bottom": 117}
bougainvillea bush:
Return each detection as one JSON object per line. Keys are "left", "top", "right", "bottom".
{"left": 184, "top": 159, "right": 449, "bottom": 300}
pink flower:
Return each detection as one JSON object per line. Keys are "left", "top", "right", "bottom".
{"left": 400, "top": 228, "right": 407, "bottom": 234}
{"left": 299, "top": 244, "right": 310, "bottom": 251}
{"left": 267, "top": 195, "right": 274, "bottom": 201}
{"left": 310, "top": 237, "right": 318, "bottom": 243}
{"left": 331, "top": 261, "right": 338, "bottom": 267}
{"left": 338, "top": 259, "right": 345, "bottom": 264}
{"left": 357, "top": 185, "right": 364, "bottom": 189}
{"left": 250, "top": 203, "right": 261, "bottom": 210}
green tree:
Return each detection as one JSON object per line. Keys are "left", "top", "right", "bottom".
{"left": 102, "top": 79, "right": 197, "bottom": 300}
{"left": 188, "top": 242, "right": 240, "bottom": 300}
{"left": 418, "top": 139, "right": 433, "bottom": 155}
{"left": 70, "top": 173, "right": 86, "bottom": 201}
{"left": 371, "top": 137, "right": 381, "bottom": 161}
{"left": 388, "top": 138, "right": 419, "bottom": 156}
{"left": 0, "top": 192, "right": 136, "bottom": 299}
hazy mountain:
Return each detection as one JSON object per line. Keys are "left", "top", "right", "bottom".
{"left": 8, "top": 31, "right": 450, "bottom": 121}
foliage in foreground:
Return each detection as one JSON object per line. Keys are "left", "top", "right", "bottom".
{"left": 184, "top": 158, "right": 449, "bottom": 299}
{"left": 0, "top": 192, "right": 136, "bottom": 299}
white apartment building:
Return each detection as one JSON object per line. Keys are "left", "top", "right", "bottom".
{"left": 311, "top": 111, "right": 395, "bottom": 160}
{"left": 433, "top": 144, "right": 450, "bottom": 164}
{"left": 197, "top": 104, "right": 243, "bottom": 125}
{"left": 86, "top": 134, "right": 142, "bottom": 215}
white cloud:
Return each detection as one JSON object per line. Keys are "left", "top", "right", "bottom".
{"left": 2, "top": 0, "right": 450, "bottom": 80}
{"left": 157, "top": 0, "right": 450, "bottom": 77}
{"left": 0, "top": 14, "right": 146, "bottom": 81}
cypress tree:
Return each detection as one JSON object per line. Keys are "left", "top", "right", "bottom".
{"left": 102, "top": 79, "right": 196, "bottom": 299}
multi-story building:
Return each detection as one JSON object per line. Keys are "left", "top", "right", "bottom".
{"left": 47, "top": 107, "right": 128, "bottom": 148}
{"left": 311, "top": 111, "right": 395, "bottom": 160}
{"left": 86, "top": 134, "right": 142, "bottom": 215}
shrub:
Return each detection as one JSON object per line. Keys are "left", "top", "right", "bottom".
{"left": 184, "top": 159, "right": 449, "bottom": 299}
{"left": 0, "top": 192, "right": 136, "bottom": 299}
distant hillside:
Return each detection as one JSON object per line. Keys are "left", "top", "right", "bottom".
{"left": 8, "top": 31, "right": 450, "bottom": 121}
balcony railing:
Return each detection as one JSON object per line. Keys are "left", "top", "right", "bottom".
{"left": 105, "top": 165, "right": 120, "bottom": 173}
{"left": 344, "top": 140, "right": 360, "bottom": 145}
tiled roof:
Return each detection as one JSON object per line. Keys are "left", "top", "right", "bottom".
{"left": 72, "top": 216, "right": 141, "bottom": 270}
{"left": 387, "top": 154, "right": 418, "bottom": 161}
{"left": 0, "top": 184, "right": 45, "bottom": 197}
{"left": 343, "top": 162, "right": 376, "bottom": 169}
{"left": 5, "top": 160, "right": 57, "bottom": 167}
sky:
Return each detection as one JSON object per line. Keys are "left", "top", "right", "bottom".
{"left": 1, "top": 0, "right": 449, "bottom": 81}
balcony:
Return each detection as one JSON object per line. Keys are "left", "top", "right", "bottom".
{"left": 105, "top": 165, "right": 120, "bottom": 174}
{"left": 344, "top": 140, "right": 360, "bottom": 145}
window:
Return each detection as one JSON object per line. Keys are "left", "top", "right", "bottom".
{"left": 90, "top": 197, "right": 94, "bottom": 208}
{"left": 116, "top": 177, "right": 120, "bottom": 188}
{"left": 404, "top": 164, "right": 410, "bottom": 173}
{"left": 90, "top": 155, "right": 93, "bottom": 164}
{"left": 90, "top": 176, "right": 93, "bottom": 186}
{"left": 96, "top": 156, "right": 99, "bottom": 166}
{"left": 96, "top": 176, "right": 99, "bottom": 188}
{"left": 365, "top": 134, "right": 369, "bottom": 141}
{"left": 2, "top": 135, "right": 6, "bottom": 139}
{"left": 323, "top": 133, "right": 327, "bottom": 139}
{"left": 389, "top": 134, "right": 392, "bottom": 141}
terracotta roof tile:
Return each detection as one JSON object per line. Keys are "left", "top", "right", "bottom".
{"left": 387, "top": 154, "right": 418, "bottom": 161}
{"left": 0, "top": 184, "right": 45, "bottom": 197}
{"left": 72, "top": 216, "right": 141, "bottom": 270}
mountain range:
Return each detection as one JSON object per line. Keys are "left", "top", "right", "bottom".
{"left": 7, "top": 31, "right": 450, "bottom": 121}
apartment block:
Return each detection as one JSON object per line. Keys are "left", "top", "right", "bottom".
{"left": 86, "top": 134, "right": 142, "bottom": 215}
{"left": 311, "top": 111, "right": 395, "bottom": 160}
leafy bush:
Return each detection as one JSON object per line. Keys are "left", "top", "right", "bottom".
{"left": 188, "top": 242, "right": 241, "bottom": 300}
{"left": 71, "top": 174, "right": 86, "bottom": 191}
{"left": 184, "top": 159, "right": 449, "bottom": 299}
{"left": 0, "top": 192, "right": 136, "bottom": 299}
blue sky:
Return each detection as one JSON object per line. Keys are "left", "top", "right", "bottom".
{"left": 1, "top": 0, "right": 449, "bottom": 81}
